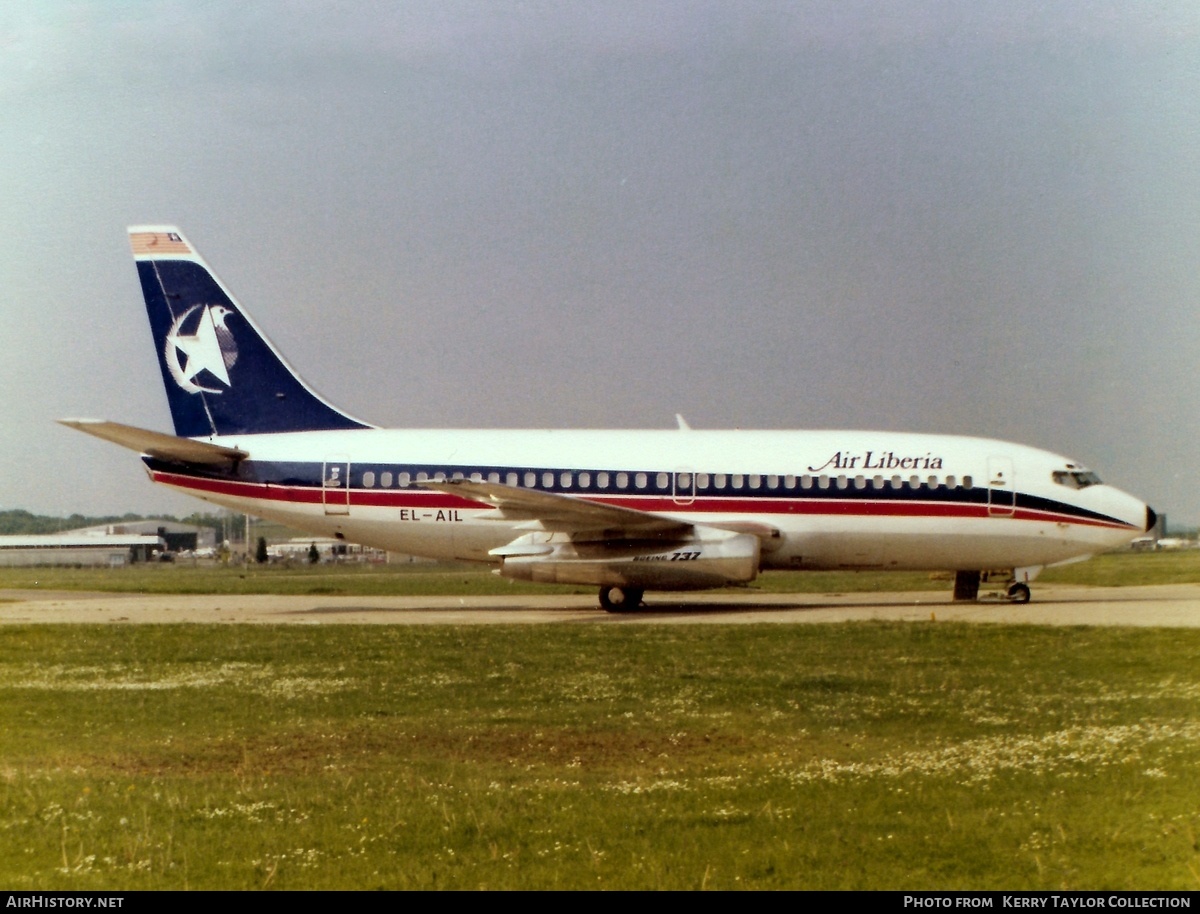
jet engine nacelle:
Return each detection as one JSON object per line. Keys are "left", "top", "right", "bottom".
{"left": 492, "top": 529, "right": 761, "bottom": 590}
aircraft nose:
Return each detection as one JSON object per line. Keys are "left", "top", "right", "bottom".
{"left": 1145, "top": 505, "right": 1158, "bottom": 534}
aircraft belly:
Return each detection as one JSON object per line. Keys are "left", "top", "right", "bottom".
{"left": 312, "top": 505, "right": 477, "bottom": 561}
{"left": 766, "top": 515, "right": 1126, "bottom": 572}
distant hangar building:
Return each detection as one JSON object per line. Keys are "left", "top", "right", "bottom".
{"left": 0, "top": 521, "right": 214, "bottom": 567}
{"left": 67, "top": 520, "right": 216, "bottom": 554}
{"left": 0, "top": 533, "right": 162, "bottom": 567}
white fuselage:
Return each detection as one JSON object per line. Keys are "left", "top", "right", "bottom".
{"left": 145, "top": 427, "right": 1150, "bottom": 576}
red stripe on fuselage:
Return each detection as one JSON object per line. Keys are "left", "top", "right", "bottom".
{"left": 150, "top": 470, "right": 1136, "bottom": 531}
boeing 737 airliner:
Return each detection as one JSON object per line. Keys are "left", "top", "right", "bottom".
{"left": 62, "top": 227, "right": 1155, "bottom": 610}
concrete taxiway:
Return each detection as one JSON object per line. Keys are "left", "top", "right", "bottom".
{"left": 0, "top": 583, "right": 1197, "bottom": 626}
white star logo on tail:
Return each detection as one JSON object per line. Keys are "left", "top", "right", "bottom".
{"left": 164, "top": 305, "right": 238, "bottom": 394}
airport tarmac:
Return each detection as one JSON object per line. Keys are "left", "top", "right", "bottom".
{"left": 0, "top": 583, "right": 1198, "bottom": 626}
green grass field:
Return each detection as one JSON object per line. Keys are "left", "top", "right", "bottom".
{"left": 1, "top": 550, "right": 1198, "bottom": 890}
{"left": 3, "top": 622, "right": 1200, "bottom": 890}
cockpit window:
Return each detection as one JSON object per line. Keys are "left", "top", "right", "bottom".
{"left": 1052, "top": 469, "right": 1102, "bottom": 489}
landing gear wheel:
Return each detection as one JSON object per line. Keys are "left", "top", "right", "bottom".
{"left": 598, "top": 586, "right": 644, "bottom": 613}
{"left": 1007, "top": 582, "right": 1031, "bottom": 604}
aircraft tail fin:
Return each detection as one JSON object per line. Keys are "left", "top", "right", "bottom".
{"left": 129, "top": 226, "right": 372, "bottom": 438}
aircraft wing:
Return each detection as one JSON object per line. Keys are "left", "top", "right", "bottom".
{"left": 420, "top": 478, "right": 693, "bottom": 538}
{"left": 58, "top": 419, "right": 248, "bottom": 467}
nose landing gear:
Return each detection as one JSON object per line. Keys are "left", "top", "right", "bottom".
{"left": 954, "top": 570, "right": 1037, "bottom": 604}
{"left": 1006, "top": 582, "right": 1031, "bottom": 604}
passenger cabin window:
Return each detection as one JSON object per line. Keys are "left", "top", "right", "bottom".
{"left": 854, "top": 475, "right": 867, "bottom": 489}
{"left": 488, "top": 472, "right": 500, "bottom": 484}
{"left": 714, "top": 474, "right": 727, "bottom": 489}
{"left": 657, "top": 472, "right": 669, "bottom": 489}
{"left": 398, "top": 472, "right": 411, "bottom": 487}
{"left": 524, "top": 472, "right": 536, "bottom": 488}
{"left": 597, "top": 472, "right": 610, "bottom": 488}
{"left": 542, "top": 471, "right": 554, "bottom": 489}
{"left": 616, "top": 472, "right": 629, "bottom": 489}
{"left": 962, "top": 475, "right": 973, "bottom": 489}
{"left": 784, "top": 475, "right": 796, "bottom": 489}
{"left": 362, "top": 471, "right": 376, "bottom": 488}
{"left": 579, "top": 472, "right": 591, "bottom": 488}
{"left": 732, "top": 474, "right": 744, "bottom": 490}
{"left": 635, "top": 473, "right": 648, "bottom": 489}
{"left": 697, "top": 473, "right": 710, "bottom": 489}
{"left": 561, "top": 472, "right": 572, "bottom": 488}
{"left": 503, "top": 472, "right": 515, "bottom": 486}
{"left": 381, "top": 471, "right": 393, "bottom": 487}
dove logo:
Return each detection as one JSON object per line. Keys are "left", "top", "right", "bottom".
{"left": 164, "top": 304, "right": 239, "bottom": 394}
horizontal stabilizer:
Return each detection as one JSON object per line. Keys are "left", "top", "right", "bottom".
{"left": 58, "top": 419, "right": 248, "bottom": 466}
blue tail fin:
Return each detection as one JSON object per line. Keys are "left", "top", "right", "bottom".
{"left": 130, "top": 226, "right": 371, "bottom": 438}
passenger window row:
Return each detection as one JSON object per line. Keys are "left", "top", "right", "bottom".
{"left": 355, "top": 469, "right": 974, "bottom": 493}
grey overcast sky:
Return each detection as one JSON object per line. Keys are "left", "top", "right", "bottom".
{"left": 1, "top": 1, "right": 1197, "bottom": 526}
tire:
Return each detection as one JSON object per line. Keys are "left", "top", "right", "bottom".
{"left": 1007, "top": 582, "right": 1031, "bottom": 604}
{"left": 598, "top": 586, "right": 644, "bottom": 613}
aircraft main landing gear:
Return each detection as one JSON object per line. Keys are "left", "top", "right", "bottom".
{"left": 598, "top": 586, "right": 644, "bottom": 613}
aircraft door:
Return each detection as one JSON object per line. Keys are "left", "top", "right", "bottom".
{"left": 987, "top": 457, "right": 1015, "bottom": 517}
{"left": 673, "top": 471, "right": 696, "bottom": 506}
{"left": 323, "top": 457, "right": 351, "bottom": 515}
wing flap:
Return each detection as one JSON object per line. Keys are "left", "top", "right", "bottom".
{"left": 58, "top": 419, "right": 247, "bottom": 466}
